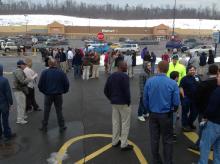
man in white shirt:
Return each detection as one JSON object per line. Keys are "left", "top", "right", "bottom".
{"left": 67, "top": 47, "right": 75, "bottom": 70}
{"left": 23, "top": 58, "right": 41, "bottom": 113}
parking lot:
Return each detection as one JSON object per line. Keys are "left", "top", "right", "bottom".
{"left": 0, "top": 48, "right": 215, "bottom": 164}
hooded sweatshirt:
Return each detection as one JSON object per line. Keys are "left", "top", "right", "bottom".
{"left": 0, "top": 64, "right": 13, "bottom": 111}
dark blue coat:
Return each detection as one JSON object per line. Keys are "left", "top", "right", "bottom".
{"left": 38, "top": 67, "right": 69, "bottom": 95}
{"left": 0, "top": 64, "right": 13, "bottom": 112}
{"left": 104, "top": 72, "right": 130, "bottom": 106}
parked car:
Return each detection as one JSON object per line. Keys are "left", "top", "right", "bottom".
{"left": 1, "top": 42, "right": 24, "bottom": 52}
{"left": 165, "top": 39, "right": 183, "bottom": 49}
{"left": 114, "top": 44, "right": 140, "bottom": 52}
{"left": 110, "top": 43, "right": 121, "bottom": 49}
{"left": 86, "top": 43, "right": 109, "bottom": 54}
{"left": 187, "top": 45, "right": 215, "bottom": 54}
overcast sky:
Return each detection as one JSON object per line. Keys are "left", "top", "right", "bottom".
{"left": 3, "top": 0, "right": 220, "bottom": 9}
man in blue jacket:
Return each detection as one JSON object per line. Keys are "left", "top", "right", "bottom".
{"left": 38, "top": 57, "right": 69, "bottom": 133}
{"left": 0, "top": 64, "right": 16, "bottom": 140}
{"left": 143, "top": 61, "right": 180, "bottom": 164}
{"left": 104, "top": 61, "right": 133, "bottom": 151}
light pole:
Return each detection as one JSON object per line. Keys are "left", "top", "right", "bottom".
{"left": 172, "top": 0, "right": 177, "bottom": 37}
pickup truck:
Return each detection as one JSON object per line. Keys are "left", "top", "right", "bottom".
{"left": 1, "top": 42, "right": 24, "bottom": 52}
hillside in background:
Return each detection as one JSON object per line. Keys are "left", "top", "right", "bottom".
{"left": 0, "top": 0, "right": 220, "bottom": 20}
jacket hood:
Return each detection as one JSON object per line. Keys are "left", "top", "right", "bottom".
{"left": 0, "top": 64, "right": 3, "bottom": 76}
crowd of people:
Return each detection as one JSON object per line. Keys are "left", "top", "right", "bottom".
{"left": 104, "top": 47, "right": 220, "bottom": 163}
{"left": 0, "top": 45, "right": 219, "bottom": 163}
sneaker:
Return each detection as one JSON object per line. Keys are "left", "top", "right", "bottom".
{"left": 143, "top": 113, "right": 150, "bottom": 118}
{"left": 16, "top": 120, "right": 28, "bottom": 124}
{"left": 138, "top": 116, "right": 146, "bottom": 122}
{"left": 24, "top": 115, "right": 28, "bottom": 119}
{"left": 112, "top": 141, "right": 121, "bottom": 147}
{"left": 26, "top": 109, "right": 33, "bottom": 114}
{"left": 121, "top": 144, "right": 134, "bottom": 151}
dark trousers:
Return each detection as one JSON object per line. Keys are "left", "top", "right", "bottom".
{"left": 181, "top": 97, "right": 198, "bottom": 127}
{"left": 26, "top": 87, "right": 39, "bottom": 111}
{"left": 0, "top": 110, "right": 11, "bottom": 138}
{"left": 137, "top": 97, "right": 148, "bottom": 116}
{"left": 42, "top": 95, "right": 65, "bottom": 128}
{"left": 73, "top": 65, "right": 81, "bottom": 78}
{"left": 149, "top": 112, "right": 173, "bottom": 164}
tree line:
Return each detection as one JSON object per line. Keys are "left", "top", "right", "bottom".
{"left": 0, "top": 0, "right": 219, "bottom": 20}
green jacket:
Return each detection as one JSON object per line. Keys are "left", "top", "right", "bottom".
{"left": 167, "top": 61, "right": 186, "bottom": 85}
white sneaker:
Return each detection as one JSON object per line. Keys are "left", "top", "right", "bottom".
{"left": 138, "top": 116, "right": 146, "bottom": 122}
{"left": 143, "top": 113, "right": 150, "bottom": 118}
{"left": 16, "top": 120, "right": 28, "bottom": 124}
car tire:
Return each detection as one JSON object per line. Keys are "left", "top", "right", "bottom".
{"left": 5, "top": 48, "right": 10, "bottom": 52}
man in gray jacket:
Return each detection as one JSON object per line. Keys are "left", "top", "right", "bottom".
{"left": 13, "top": 60, "right": 31, "bottom": 124}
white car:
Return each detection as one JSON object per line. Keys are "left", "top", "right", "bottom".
{"left": 1, "top": 42, "right": 23, "bottom": 52}
{"left": 114, "top": 44, "right": 140, "bottom": 53}
{"left": 187, "top": 45, "right": 215, "bottom": 54}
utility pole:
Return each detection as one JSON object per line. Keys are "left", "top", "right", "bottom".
{"left": 172, "top": 0, "right": 177, "bottom": 37}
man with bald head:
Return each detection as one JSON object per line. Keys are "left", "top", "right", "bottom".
{"left": 38, "top": 57, "right": 69, "bottom": 133}
{"left": 104, "top": 61, "right": 133, "bottom": 151}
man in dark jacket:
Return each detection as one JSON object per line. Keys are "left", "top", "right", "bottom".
{"left": 180, "top": 65, "right": 201, "bottom": 131}
{"left": 198, "top": 72, "right": 220, "bottom": 164}
{"left": 0, "top": 64, "right": 16, "bottom": 140}
{"left": 38, "top": 57, "right": 69, "bottom": 133}
{"left": 104, "top": 61, "right": 133, "bottom": 151}
{"left": 198, "top": 52, "right": 207, "bottom": 76}
{"left": 190, "top": 64, "right": 219, "bottom": 151}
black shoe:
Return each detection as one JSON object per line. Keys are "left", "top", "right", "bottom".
{"left": 59, "top": 126, "right": 67, "bottom": 133}
{"left": 188, "top": 144, "right": 199, "bottom": 151}
{"left": 189, "top": 124, "right": 197, "bottom": 130}
{"left": 182, "top": 126, "right": 193, "bottom": 132}
{"left": 4, "top": 133, "right": 16, "bottom": 141}
{"left": 121, "top": 144, "right": 133, "bottom": 151}
{"left": 39, "top": 127, "right": 47, "bottom": 132}
{"left": 112, "top": 141, "right": 121, "bottom": 147}
{"left": 34, "top": 108, "right": 42, "bottom": 111}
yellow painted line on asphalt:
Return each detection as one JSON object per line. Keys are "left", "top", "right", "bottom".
{"left": 75, "top": 143, "right": 112, "bottom": 164}
{"left": 184, "top": 132, "right": 198, "bottom": 143}
{"left": 188, "top": 148, "right": 213, "bottom": 160}
{"left": 57, "top": 134, "right": 148, "bottom": 164}
{"left": 184, "top": 132, "right": 213, "bottom": 161}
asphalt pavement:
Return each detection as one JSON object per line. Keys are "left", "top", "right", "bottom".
{"left": 0, "top": 54, "right": 211, "bottom": 164}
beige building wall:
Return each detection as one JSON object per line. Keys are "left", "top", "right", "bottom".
{"left": 0, "top": 25, "right": 47, "bottom": 33}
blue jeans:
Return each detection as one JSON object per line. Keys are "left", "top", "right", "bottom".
{"left": 138, "top": 97, "right": 148, "bottom": 116}
{"left": 181, "top": 97, "right": 198, "bottom": 127}
{"left": 199, "top": 121, "right": 220, "bottom": 164}
{"left": 0, "top": 110, "right": 11, "bottom": 138}
{"left": 74, "top": 65, "right": 81, "bottom": 78}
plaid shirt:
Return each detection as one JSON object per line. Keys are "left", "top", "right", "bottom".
{"left": 139, "top": 69, "right": 151, "bottom": 97}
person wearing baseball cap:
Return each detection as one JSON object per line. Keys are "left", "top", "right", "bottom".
{"left": 167, "top": 53, "right": 186, "bottom": 85}
{"left": 13, "top": 60, "right": 31, "bottom": 124}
